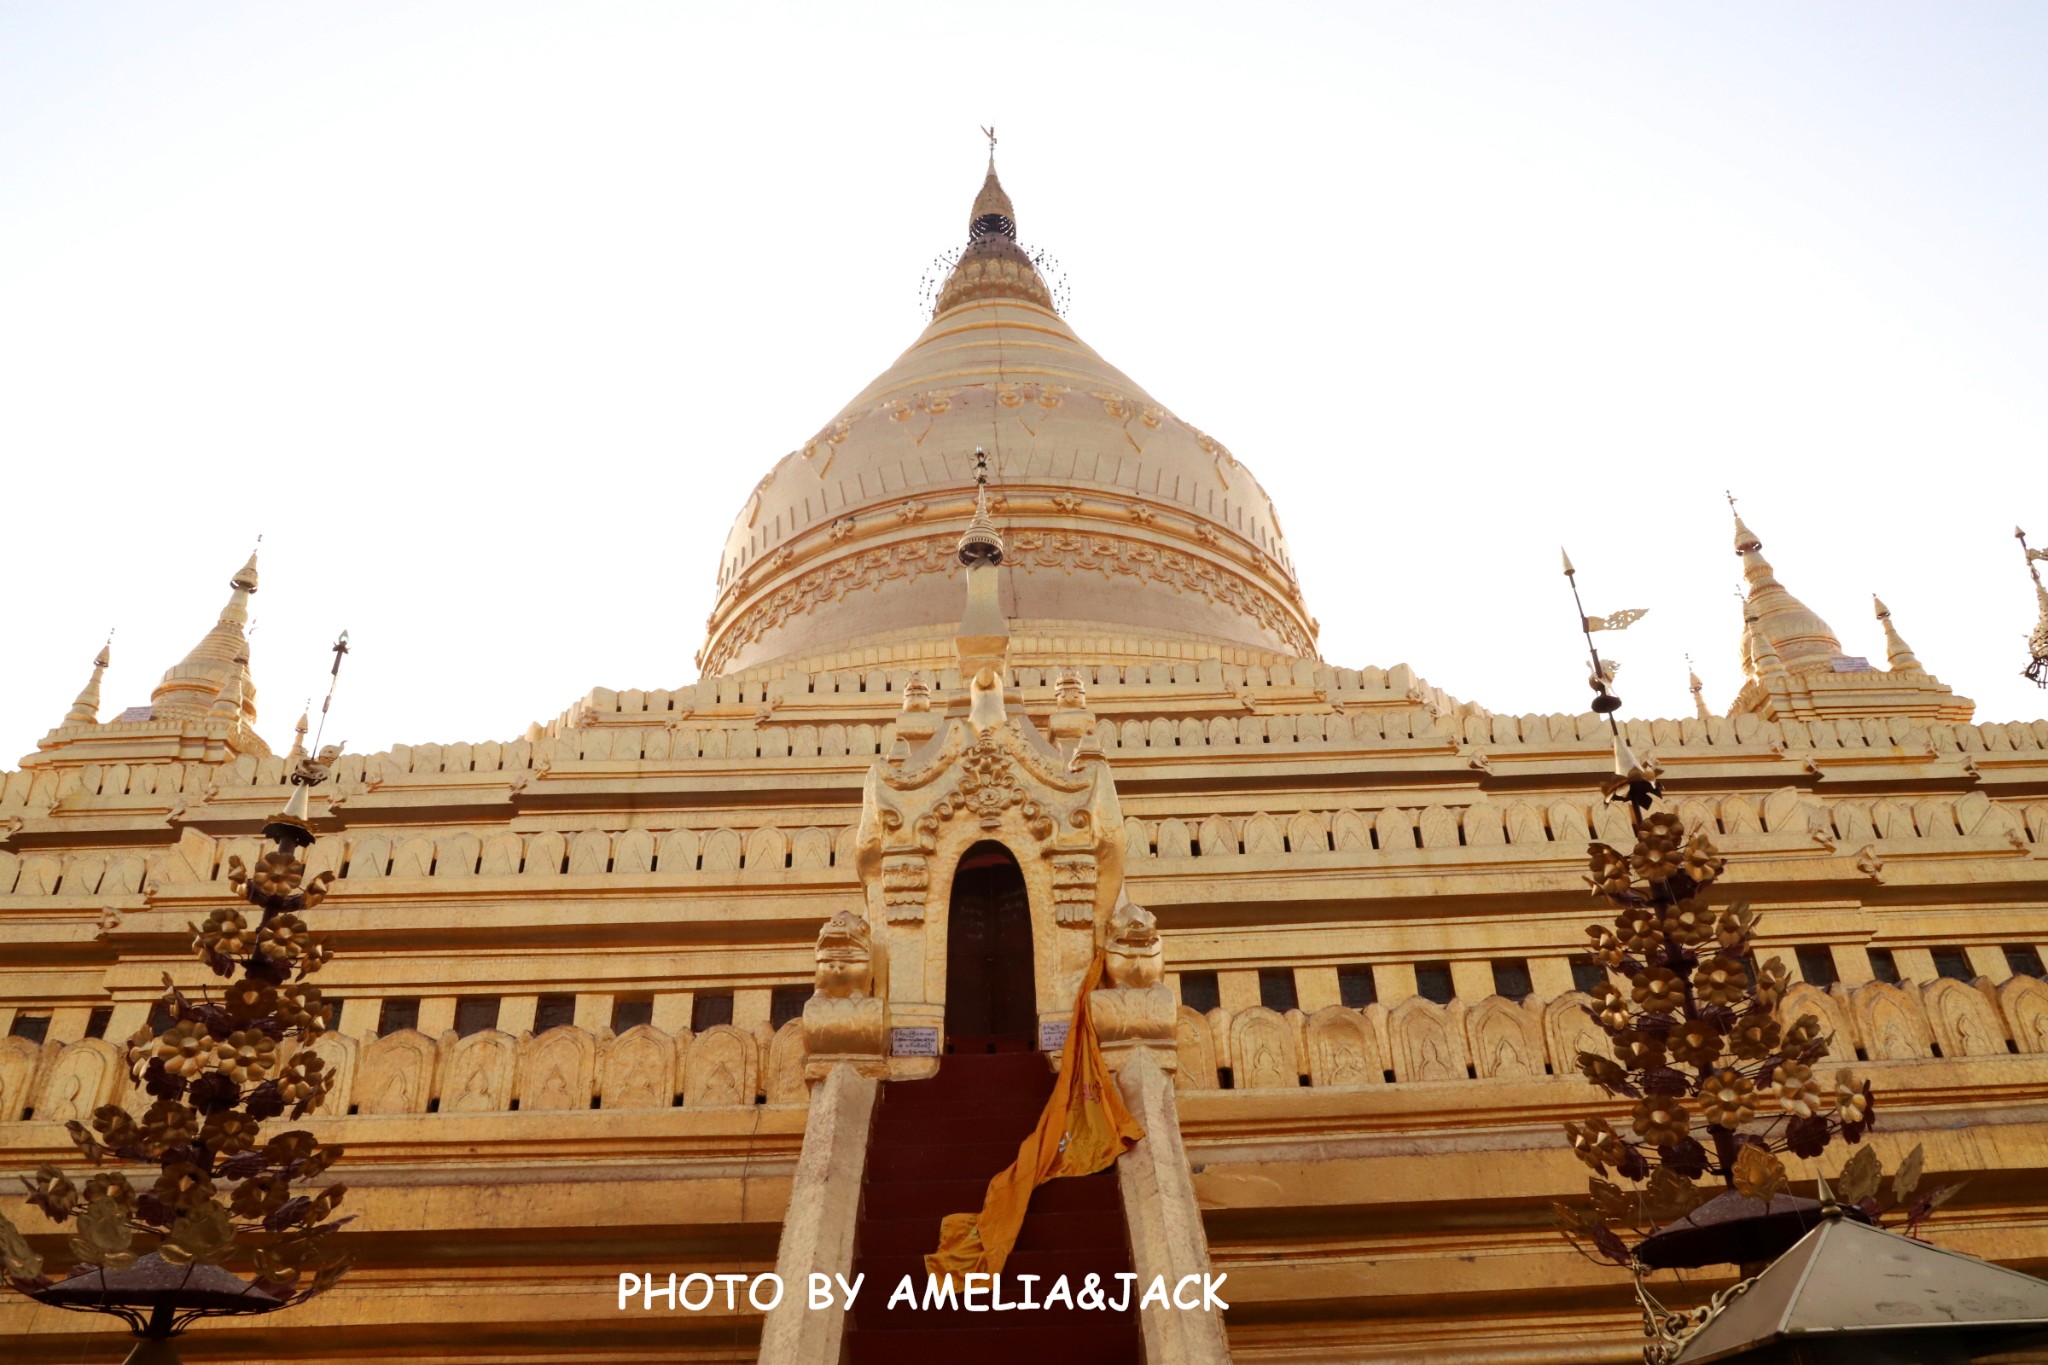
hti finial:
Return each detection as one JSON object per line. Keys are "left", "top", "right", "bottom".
{"left": 968, "top": 143, "right": 1017, "bottom": 243}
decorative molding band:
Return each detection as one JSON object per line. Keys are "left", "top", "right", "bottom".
{"left": 703, "top": 528, "right": 1313, "bottom": 677}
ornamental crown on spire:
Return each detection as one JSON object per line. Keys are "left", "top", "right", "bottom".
{"left": 933, "top": 148, "right": 1052, "bottom": 315}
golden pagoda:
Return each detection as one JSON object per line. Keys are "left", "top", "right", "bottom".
{"left": 3, "top": 156, "right": 2046, "bottom": 1365}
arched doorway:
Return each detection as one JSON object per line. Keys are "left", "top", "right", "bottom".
{"left": 943, "top": 841, "right": 1037, "bottom": 1053}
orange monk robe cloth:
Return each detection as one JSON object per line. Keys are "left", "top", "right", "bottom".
{"left": 924, "top": 953, "right": 1145, "bottom": 1283}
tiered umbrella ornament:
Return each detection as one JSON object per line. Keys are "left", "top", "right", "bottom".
{"left": 0, "top": 746, "right": 351, "bottom": 1354}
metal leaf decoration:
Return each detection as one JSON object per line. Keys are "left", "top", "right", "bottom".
{"left": 159, "top": 1201, "right": 237, "bottom": 1267}
{"left": 68, "top": 1197, "right": 138, "bottom": 1272}
{"left": 1733, "top": 1144, "right": 1789, "bottom": 1206}
{"left": 0, "top": 1209, "right": 43, "bottom": 1283}
{"left": 1835, "top": 1144, "right": 1882, "bottom": 1206}
{"left": 1892, "top": 1143, "right": 1926, "bottom": 1206}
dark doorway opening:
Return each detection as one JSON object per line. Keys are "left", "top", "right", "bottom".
{"left": 943, "top": 841, "right": 1037, "bottom": 1053}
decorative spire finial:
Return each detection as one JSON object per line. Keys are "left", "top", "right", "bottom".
{"left": 954, "top": 448, "right": 1011, "bottom": 730}
{"left": 1730, "top": 493, "right": 1761, "bottom": 556}
{"left": 152, "top": 548, "right": 263, "bottom": 723}
{"left": 1686, "top": 655, "right": 1710, "bottom": 722}
{"left": 957, "top": 447, "right": 1005, "bottom": 568}
{"left": 1726, "top": 503, "right": 1847, "bottom": 675}
{"left": 970, "top": 157, "right": 1016, "bottom": 242}
{"left": 63, "top": 637, "right": 113, "bottom": 727}
{"left": 1873, "top": 595, "right": 1923, "bottom": 672}
{"left": 927, "top": 141, "right": 1058, "bottom": 316}
{"left": 2018, "top": 527, "right": 2048, "bottom": 686}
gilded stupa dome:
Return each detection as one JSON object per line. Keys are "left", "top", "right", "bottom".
{"left": 1733, "top": 512, "right": 1848, "bottom": 677}
{"left": 699, "top": 161, "right": 1315, "bottom": 677}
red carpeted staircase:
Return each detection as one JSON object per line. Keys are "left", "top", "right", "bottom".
{"left": 845, "top": 1050, "right": 1142, "bottom": 1365}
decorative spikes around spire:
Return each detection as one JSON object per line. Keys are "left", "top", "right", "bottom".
{"left": 64, "top": 641, "right": 112, "bottom": 727}
{"left": 1686, "top": 657, "right": 1710, "bottom": 722}
{"left": 1873, "top": 596, "right": 1923, "bottom": 673}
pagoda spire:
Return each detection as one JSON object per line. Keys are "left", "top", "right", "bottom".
{"left": 63, "top": 642, "right": 112, "bottom": 727}
{"left": 1873, "top": 596, "right": 1923, "bottom": 672}
{"left": 970, "top": 157, "right": 1016, "bottom": 241}
{"left": 1687, "top": 662, "right": 1711, "bottom": 722}
{"left": 933, "top": 140, "right": 1052, "bottom": 316}
{"left": 152, "top": 549, "right": 261, "bottom": 724}
{"left": 1730, "top": 500, "right": 1845, "bottom": 675}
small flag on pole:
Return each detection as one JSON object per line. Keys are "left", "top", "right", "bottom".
{"left": 1582, "top": 609, "right": 1649, "bottom": 633}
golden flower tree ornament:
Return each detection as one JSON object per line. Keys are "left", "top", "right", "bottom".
{"left": 1550, "top": 799, "right": 1973, "bottom": 1362}
{"left": 1555, "top": 809, "right": 1880, "bottom": 1248}
{"left": 1550, "top": 554, "right": 1964, "bottom": 1362}
{"left": 0, "top": 717, "right": 354, "bottom": 1354}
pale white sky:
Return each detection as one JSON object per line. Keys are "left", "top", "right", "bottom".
{"left": 3, "top": 2, "right": 2044, "bottom": 764}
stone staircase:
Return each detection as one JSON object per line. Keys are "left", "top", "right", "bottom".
{"left": 844, "top": 1050, "right": 1142, "bottom": 1365}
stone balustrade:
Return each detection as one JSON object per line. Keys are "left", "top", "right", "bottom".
{"left": 0, "top": 822, "right": 861, "bottom": 896}
{"left": 1168, "top": 972, "right": 2048, "bottom": 1091}
{"left": 7, "top": 666, "right": 2044, "bottom": 816}
{"left": 1123, "top": 788, "right": 2046, "bottom": 860}
{"left": 0, "top": 1019, "right": 811, "bottom": 1127}
{"left": 7, "top": 783, "right": 2044, "bottom": 897}
{"left": 6, "top": 975, "right": 2039, "bottom": 1128}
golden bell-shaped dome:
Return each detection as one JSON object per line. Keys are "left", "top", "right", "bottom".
{"left": 699, "top": 161, "right": 1314, "bottom": 678}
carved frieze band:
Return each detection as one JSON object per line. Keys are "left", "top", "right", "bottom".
{"left": 703, "top": 529, "right": 1312, "bottom": 675}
